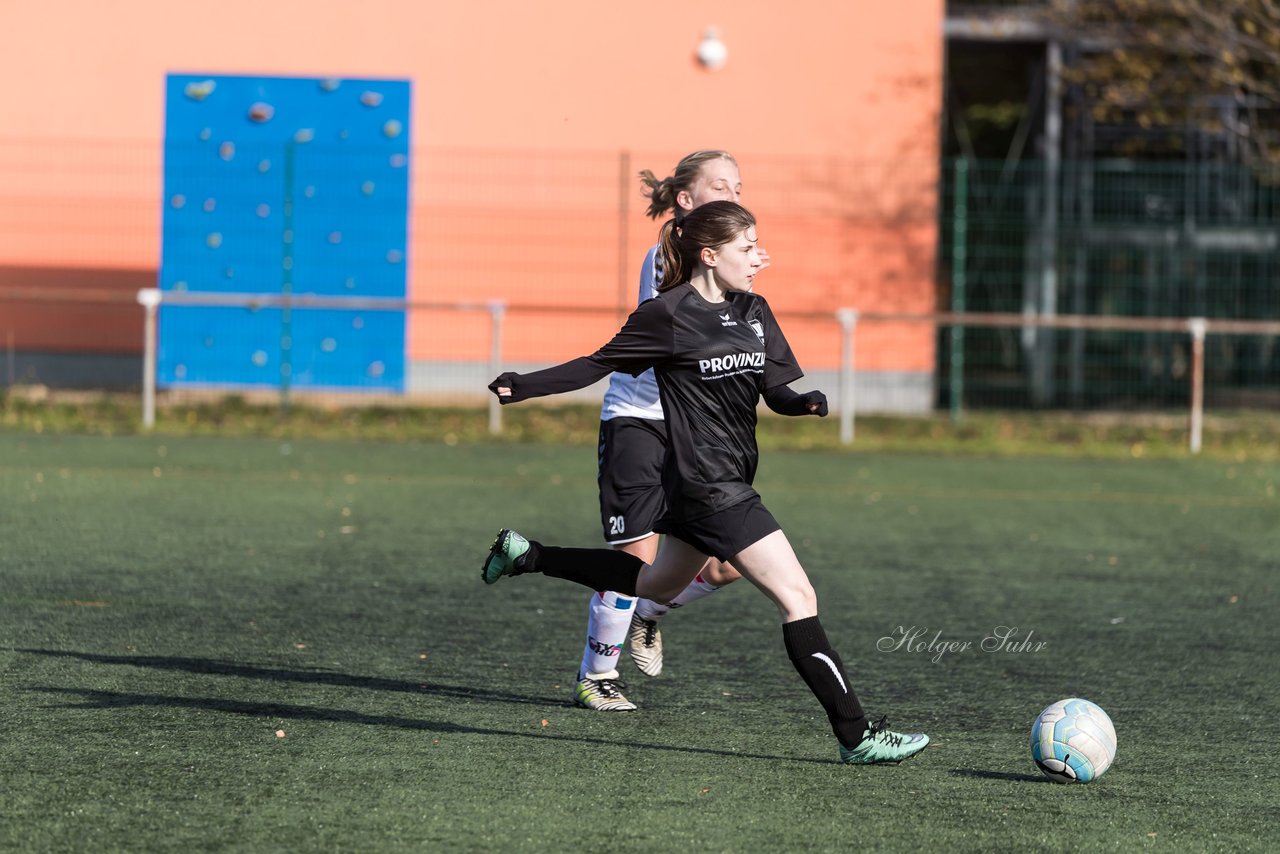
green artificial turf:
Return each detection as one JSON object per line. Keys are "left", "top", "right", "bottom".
{"left": 1, "top": 431, "right": 1276, "bottom": 851}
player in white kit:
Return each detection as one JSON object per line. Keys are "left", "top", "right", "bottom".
{"left": 574, "top": 151, "right": 754, "bottom": 711}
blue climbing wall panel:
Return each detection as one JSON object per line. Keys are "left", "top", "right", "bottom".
{"left": 160, "top": 74, "right": 411, "bottom": 391}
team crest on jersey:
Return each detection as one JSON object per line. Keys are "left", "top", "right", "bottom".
{"left": 749, "top": 320, "right": 764, "bottom": 341}
{"left": 719, "top": 312, "right": 738, "bottom": 327}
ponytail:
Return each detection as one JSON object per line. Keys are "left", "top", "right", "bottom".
{"left": 639, "top": 170, "right": 678, "bottom": 220}
{"left": 655, "top": 217, "right": 687, "bottom": 292}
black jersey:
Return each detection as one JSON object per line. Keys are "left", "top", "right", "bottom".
{"left": 497, "top": 284, "right": 803, "bottom": 522}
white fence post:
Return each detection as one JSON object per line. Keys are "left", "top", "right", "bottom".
{"left": 1188, "top": 317, "right": 1206, "bottom": 455}
{"left": 137, "top": 288, "right": 162, "bottom": 430}
{"left": 836, "top": 308, "right": 858, "bottom": 445}
{"left": 488, "top": 300, "right": 506, "bottom": 435}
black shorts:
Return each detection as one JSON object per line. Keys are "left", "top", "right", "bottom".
{"left": 597, "top": 417, "right": 667, "bottom": 545}
{"left": 655, "top": 496, "right": 781, "bottom": 562}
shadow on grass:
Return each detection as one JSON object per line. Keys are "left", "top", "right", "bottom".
{"left": 949, "top": 768, "right": 1049, "bottom": 784}
{"left": 16, "top": 648, "right": 564, "bottom": 707}
{"left": 26, "top": 685, "right": 828, "bottom": 766}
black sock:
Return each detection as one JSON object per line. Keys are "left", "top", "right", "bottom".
{"left": 782, "top": 616, "right": 869, "bottom": 749}
{"left": 523, "top": 542, "right": 643, "bottom": 595}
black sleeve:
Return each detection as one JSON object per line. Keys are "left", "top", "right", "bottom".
{"left": 489, "top": 357, "right": 614, "bottom": 405}
{"left": 591, "top": 296, "right": 673, "bottom": 375}
{"left": 489, "top": 298, "right": 673, "bottom": 404}
{"left": 762, "top": 386, "right": 828, "bottom": 417}
{"left": 758, "top": 297, "right": 804, "bottom": 389}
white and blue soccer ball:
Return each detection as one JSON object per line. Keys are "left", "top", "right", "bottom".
{"left": 1030, "top": 698, "right": 1117, "bottom": 783}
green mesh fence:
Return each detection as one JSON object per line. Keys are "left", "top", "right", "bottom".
{"left": 938, "top": 158, "right": 1280, "bottom": 411}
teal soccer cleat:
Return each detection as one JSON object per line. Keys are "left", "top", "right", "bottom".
{"left": 481, "top": 528, "right": 532, "bottom": 585}
{"left": 839, "top": 716, "right": 930, "bottom": 765}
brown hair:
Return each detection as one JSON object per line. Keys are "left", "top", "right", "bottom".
{"left": 638, "top": 150, "right": 737, "bottom": 220}
{"left": 655, "top": 200, "right": 756, "bottom": 292}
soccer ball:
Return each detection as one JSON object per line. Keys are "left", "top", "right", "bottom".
{"left": 1030, "top": 698, "right": 1117, "bottom": 783}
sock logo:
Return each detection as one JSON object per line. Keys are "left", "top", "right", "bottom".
{"left": 588, "top": 636, "right": 623, "bottom": 657}
{"left": 811, "top": 652, "right": 847, "bottom": 694}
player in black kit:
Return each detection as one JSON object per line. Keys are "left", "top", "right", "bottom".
{"left": 483, "top": 201, "right": 929, "bottom": 765}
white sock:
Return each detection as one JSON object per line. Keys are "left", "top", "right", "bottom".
{"left": 635, "top": 572, "right": 721, "bottom": 621}
{"left": 580, "top": 590, "right": 635, "bottom": 678}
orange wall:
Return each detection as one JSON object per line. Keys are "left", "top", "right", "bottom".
{"left": 1, "top": 1, "right": 942, "bottom": 371}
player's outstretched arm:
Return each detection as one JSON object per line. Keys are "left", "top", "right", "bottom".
{"left": 488, "top": 357, "right": 614, "bottom": 405}
{"left": 762, "top": 385, "right": 828, "bottom": 417}
{"left": 490, "top": 298, "right": 672, "bottom": 404}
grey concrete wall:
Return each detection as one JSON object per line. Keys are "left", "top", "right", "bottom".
{"left": 3, "top": 352, "right": 142, "bottom": 391}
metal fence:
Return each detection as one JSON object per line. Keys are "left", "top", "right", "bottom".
{"left": 2, "top": 143, "right": 1279, "bottom": 441}
{"left": 4, "top": 283, "right": 1278, "bottom": 451}
{"left": 939, "top": 158, "right": 1280, "bottom": 410}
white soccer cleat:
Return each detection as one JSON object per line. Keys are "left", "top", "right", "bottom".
{"left": 627, "top": 613, "right": 664, "bottom": 677}
{"left": 574, "top": 675, "right": 637, "bottom": 711}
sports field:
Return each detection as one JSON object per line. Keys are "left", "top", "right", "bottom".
{"left": 2, "top": 430, "right": 1276, "bottom": 851}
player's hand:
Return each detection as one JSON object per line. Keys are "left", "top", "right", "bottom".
{"left": 757, "top": 246, "right": 771, "bottom": 273}
{"left": 487, "top": 373, "right": 517, "bottom": 399}
{"left": 800, "top": 390, "right": 828, "bottom": 417}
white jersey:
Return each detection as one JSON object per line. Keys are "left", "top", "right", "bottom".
{"left": 599, "top": 244, "right": 664, "bottom": 421}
